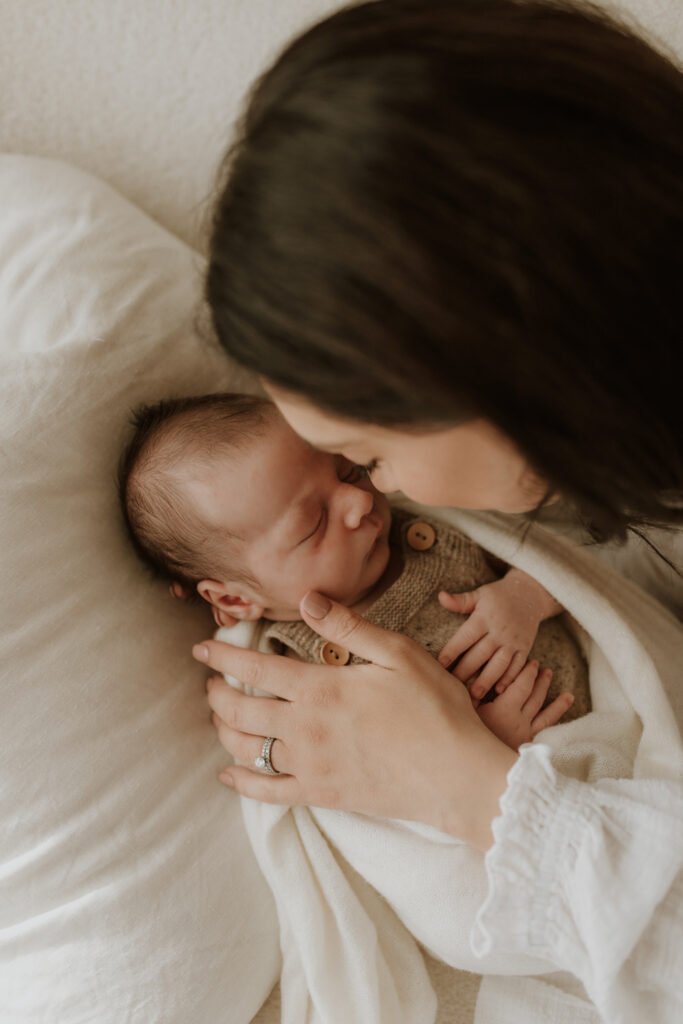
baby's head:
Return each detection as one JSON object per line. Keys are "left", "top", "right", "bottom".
{"left": 118, "top": 393, "right": 392, "bottom": 623}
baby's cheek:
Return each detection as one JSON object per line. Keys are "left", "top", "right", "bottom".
{"left": 317, "top": 552, "right": 366, "bottom": 603}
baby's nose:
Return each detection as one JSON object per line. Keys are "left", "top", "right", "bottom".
{"left": 342, "top": 485, "right": 374, "bottom": 530}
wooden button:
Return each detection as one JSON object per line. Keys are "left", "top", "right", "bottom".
{"left": 406, "top": 521, "right": 436, "bottom": 551}
{"left": 320, "top": 641, "right": 350, "bottom": 666}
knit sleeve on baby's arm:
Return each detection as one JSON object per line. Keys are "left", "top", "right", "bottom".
{"left": 471, "top": 743, "right": 683, "bottom": 1024}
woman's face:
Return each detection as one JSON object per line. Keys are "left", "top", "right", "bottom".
{"left": 267, "top": 385, "right": 552, "bottom": 513}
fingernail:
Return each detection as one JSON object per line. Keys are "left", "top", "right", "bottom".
{"left": 566, "top": 693, "right": 574, "bottom": 703}
{"left": 219, "top": 772, "right": 235, "bottom": 787}
{"left": 193, "top": 643, "right": 209, "bottom": 662}
{"left": 302, "top": 591, "right": 331, "bottom": 619}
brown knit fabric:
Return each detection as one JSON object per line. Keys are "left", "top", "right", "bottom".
{"left": 265, "top": 509, "right": 590, "bottom": 720}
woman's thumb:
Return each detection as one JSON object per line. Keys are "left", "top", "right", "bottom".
{"left": 300, "top": 591, "right": 399, "bottom": 667}
{"left": 438, "top": 589, "right": 478, "bottom": 614}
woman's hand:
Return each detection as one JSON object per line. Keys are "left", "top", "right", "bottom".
{"left": 437, "top": 569, "right": 564, "bottom": 700}
{"left": 196, "top": 591, "right": 517, "bottom": 850}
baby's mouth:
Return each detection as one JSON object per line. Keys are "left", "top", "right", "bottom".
{"left": 363, "top": 514, "right": 385, "bottom": 560}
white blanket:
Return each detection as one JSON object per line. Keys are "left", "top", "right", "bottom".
{"left": 218, "top": 501, "right": 683, "bottom": 1024}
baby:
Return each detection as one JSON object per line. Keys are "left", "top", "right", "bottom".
{"left": 118, "top": 392, "right": 590, "bottom": 749}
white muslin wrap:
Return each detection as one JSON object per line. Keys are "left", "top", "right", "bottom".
{"left": 218, "top": 501, "right": 683, "bottom": 1024}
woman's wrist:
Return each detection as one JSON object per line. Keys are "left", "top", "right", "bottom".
{"left": 437, "top": 724, "right": 518, "bottom": 850}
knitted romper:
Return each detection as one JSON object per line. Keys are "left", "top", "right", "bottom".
{"left": 264, "top": 509, "right": 591, "bottom": 721}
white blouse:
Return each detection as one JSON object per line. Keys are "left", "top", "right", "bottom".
{"left": 473, "top": 743, "right": 683, "bottom": 1023}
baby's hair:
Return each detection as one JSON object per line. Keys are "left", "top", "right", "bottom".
{"left": 118, "top": 392, "right": 274, "bottom": 598}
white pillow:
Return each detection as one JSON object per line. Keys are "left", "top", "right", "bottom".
{"left": 0, "top": 156, "right": 279, "bottom": 1024}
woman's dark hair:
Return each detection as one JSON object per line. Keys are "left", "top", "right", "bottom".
{"left": 207, "top": 0, "right": 683, "bottom": 542}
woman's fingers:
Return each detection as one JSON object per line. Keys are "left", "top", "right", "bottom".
{"left": 469, "top": 647, "right": 514, "bottom": 699}
{"left": 194, "top": 640, "right": 303, "bottom": 699}
{"left": 212, "top": 714, "right": 290, "bottom": 774}
{"left": 299, "top": 591, "right": 409, "bottom": 668}
{"left": 206, "top": 676, "right": 291, "bottom": 738}
{"left": 218, "top": 765, "right": 303, "bottom": 806}
{"left": 530, "top": 692, "right": 575, "bottom": 736}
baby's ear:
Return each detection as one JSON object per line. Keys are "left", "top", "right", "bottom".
{"left": 196, "top": 579, "right": 264, "bottom": 622}
{"left": 223, "top": 597, "right": 264, "bottom": 622}
{"left": 212, "top": 606, "right": 238, "bottom": 629}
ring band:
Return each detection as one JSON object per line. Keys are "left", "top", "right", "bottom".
{"left": 255, "top": 736, "right": 280, "bottom": 775}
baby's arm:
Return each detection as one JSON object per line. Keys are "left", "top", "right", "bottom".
{"left": 438, "top": 568, "right": 564, "bottom": 700}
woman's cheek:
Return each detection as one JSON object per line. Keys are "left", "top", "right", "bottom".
{"left": 393, "top": 468, "right": 449, "bottom": 507}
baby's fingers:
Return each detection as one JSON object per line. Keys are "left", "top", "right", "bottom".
{"left": 500, "top": 658, "right": 540, "bottom": 704}
{"left": 469, "top": 647, "right": 515, "bottom": 700}
{"left": 438, "top": 589, "right": 479, "bottom": 616}
{"left": 521, "top": 665, "right": 553, "bottom": 718}
{"left": 453, "top": 635, "right": 497, "bottom": 683}
{"left": 530, "top": 692, "right": 575, "bottom": 736}
{"left": 437, "top": 615, "right": 486, "bottom": 669}
{"left": 495, "top": 650, "right": 528, "bottom": 694}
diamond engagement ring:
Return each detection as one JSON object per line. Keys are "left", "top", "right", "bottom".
{"left": 255, "top": 736, "right": 280, "bottom": 775}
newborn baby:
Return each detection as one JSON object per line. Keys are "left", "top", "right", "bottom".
{"left": 118, "top": 392, "right": 590, "bottom": 750}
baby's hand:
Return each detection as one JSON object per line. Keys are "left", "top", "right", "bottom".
{"left": 476, "top": 660, "right": 574, "bottom": 750}
{"left": 438, "top": 568, "right": 563, "bottom": 700}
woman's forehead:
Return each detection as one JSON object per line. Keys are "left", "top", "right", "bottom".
{"left": 265, "top": 383, "right": 379, "bottom": 451}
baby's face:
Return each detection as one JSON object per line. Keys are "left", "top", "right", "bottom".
{"left": 186, "top": 411, "right": 392, "bottom": 619}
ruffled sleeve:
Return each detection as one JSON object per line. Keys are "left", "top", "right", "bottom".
{"left": 472, "top": 743, "right": 683, "bottom": 1023}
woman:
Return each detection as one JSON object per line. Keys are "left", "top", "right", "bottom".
{"left": 197, "top": 1, "right": 683, "bottom": 1019}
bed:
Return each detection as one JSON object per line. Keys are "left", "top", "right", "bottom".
{"left": 1, "top": 2, "right": 681, "bottom": 1022}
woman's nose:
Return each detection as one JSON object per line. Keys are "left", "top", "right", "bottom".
{"left": 367, "top": 468, "right": 393, "bottom": 494}
{"left": 341, "top": 484, "right": 374, "bottom": 530}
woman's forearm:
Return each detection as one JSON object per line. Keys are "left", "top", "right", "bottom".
{"left": 439, "top": 728, "right": 517, "bottom": 850}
